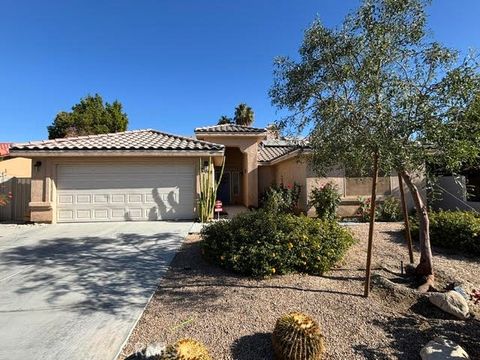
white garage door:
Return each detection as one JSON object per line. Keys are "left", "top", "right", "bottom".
{"left": 56, "top": 163, "right": 196, "bottom": 223}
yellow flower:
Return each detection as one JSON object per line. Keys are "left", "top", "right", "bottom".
{"left": 271, "top": 267, "right": 276, "bottom": 274}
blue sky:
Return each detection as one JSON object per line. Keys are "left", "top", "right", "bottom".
{"left": 1, "top": 0, "right": 479, "bottom": 142}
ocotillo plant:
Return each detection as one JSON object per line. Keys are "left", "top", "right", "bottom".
{"left": 198, "top": 157, "right": 225, "bottom": 222}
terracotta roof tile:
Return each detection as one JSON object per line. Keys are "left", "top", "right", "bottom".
{"left": 10, "top": 130, "right": 224, "bottom": 152}
{"left": 195, "top": 124, "right": 266, "bottom": 134}
{"left": 258, "top": 139, "right": 310, "bottom": 163}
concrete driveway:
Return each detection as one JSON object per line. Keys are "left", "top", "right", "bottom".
{"left": 0, "top": 221, "right": 192, "bottom": 360}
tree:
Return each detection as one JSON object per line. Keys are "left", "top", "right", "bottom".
{"left": 47, "top": 94, "right": 128, "bottom": 139}
{"left": 270, "top": 0, "right": 480, "bottom": 290}
{"left": 217, "top": 115, "right": 233, "bottom": 125}
{"left": 234, "top": 103, "right": 255, "bottom": 126}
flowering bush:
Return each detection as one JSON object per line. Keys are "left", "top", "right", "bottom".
{"left": 356, "top": 196, "right": 376, "bottom": 222}
{"left": 0, "top": 191, "right": 13, "bottom": 207}
{"left": 356, "top": 196, "right": 402, "bottom": 222}
{"left": 309, "top": 182, "right": 341, "bottom": 220}
{"left": 261, "top": 183, "right": 302, "bottom": 214}
{"left": 201, "top": 209, "right": 356, "bottom": 277}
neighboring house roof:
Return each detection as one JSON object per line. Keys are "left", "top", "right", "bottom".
{"left": 0, "top": 143, "right": 11, "bottom": 157}
{"left": 194, "top": 124, "right": 266, "bottom": 134}
{"left": 258, "top": 139, "right": 310, "bottom": 164}
{"left": 10, "top": 129, "right": 224, "bottom": 154}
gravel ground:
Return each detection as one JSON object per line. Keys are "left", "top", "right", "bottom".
{"left": 119, "top": 223, "right": 480, "bottom": 359}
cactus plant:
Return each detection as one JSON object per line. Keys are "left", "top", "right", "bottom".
{"left": 161, "top": 338, "right": 211, "bottom": 360}
{"left": 198, "top": 156, "right": 225, "bottom": 223}
{"left": 272, "top": 312, "right": 325, "bottom": 360}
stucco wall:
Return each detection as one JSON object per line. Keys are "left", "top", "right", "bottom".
{"left": 429, "top": 176, "right": 480, "bottom": 211}
{"left": 0, "top": 157, "right": 31, "bottom": 178}
{"left": 307, "top": 168, "right": 425, "bottom": 218}
{"left": 273, "top": 157, "right": 308, "bottom": 210}
{"left": 265, "top": 157, "right": 425, "bottom": 218}
{"left": 258, "top": 166, "right": 276, "bottom": 198}
{"left": 28, "top": 156, "right": 203, "bottom": 223}
{"left": 196, "top": 135, "right": 262, "bottom": 207}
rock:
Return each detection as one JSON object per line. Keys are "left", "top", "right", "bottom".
{"left": 453, "top": 286, "right": 469, "bottom": 300}
{"left": 144, "top": 342, "right": 165, "bottom": 359}
{"left": 428, "top": 291, "right": 470, "bottom": 320}
{"left": 420, "top": 336, "right": 470, "bottom": 359}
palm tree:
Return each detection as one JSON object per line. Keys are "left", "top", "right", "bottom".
{"left": 217, "top": 115, "right": 233, "bottom": 125}
{"left": 234, "top": 103, "right": 254, "bottom": 126}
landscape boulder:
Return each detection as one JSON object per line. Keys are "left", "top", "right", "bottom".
{"left": 420, "top": 337, "right": 470, "bottom": 359}
{"left": 126, "top": 342, "right": 165, "bottom": 360}
{"left": 428, "top": 291, "right": 470, "bottom": 320}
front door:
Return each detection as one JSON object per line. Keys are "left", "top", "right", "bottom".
{"left": 217, "top": 171, "right": 231, "bottom": 204}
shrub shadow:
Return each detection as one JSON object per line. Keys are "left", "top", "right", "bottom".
{"left": 231, "top": 332, "right": 273, "bottom": 360}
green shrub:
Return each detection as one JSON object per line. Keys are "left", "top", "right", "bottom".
{"left": 410, "top": 210, "right": 480, "bottom": 255}
{"left": 378, "top": 196, "right": 402, "bottom": 222}
{"left": 201, "top": 209, "right": 356, "bottom": 277}
{"left": 309, "top": 182, "right": 341, "bottom": 220}
{"left": 356, "top": 196, "right": 376, "bottom": 222}
{"left": 356, "top": 196, "right": 401, "bottom": 222}
{"left": 261, "top": 183, "right": 302, "bottom": 214}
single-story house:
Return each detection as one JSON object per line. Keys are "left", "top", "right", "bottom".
{"left": 9, "top": 125, "right": 422, "bottom": 223}
{"left": 429, "top": 169, "right": 480, "bottom": 211}
{"left": 0, "top": 143, "right": 32, "bottom": 222}
{"left": 0, "top": 143, "right": 31, "bottom": 178}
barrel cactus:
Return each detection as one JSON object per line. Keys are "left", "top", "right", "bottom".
{"left": 272, "top": 312, "right": 325, "bottom": 360}
{"left": 161, "top": 338, "right": 211, "bottom": 360}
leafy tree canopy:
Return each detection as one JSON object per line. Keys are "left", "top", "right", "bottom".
{"left": 234, "top": 103, "right": 255, "bottom": 126}
{"left": 217, "top": 115, "right": 233, "bottom": 125}
{"left": 270, "top": 0, "right": 480, "bottom": 178}
{"left": 47, "top": 94, "right": 129, "bottom": 139}
{"left": 270, "top": 0, "right": 480, "bottom": 280}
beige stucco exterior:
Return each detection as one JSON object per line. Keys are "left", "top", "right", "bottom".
{"left": 27, "top": 156, "right": 219, "bottom": 223}
{"left": 13, "top": 128, "right": 426, "bottom": 223}
{"left": 195, "top": 134, "right": 264, "bottom": 207}
{"left": 0, "top": 157, "right": 31, "bottom": 178}
{"left": 261, "top": 156, "right": 425, "bottom": 218}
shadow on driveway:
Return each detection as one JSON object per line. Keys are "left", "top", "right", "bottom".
{"left": 0, "top": 231, "right": 183, "bottom": 317}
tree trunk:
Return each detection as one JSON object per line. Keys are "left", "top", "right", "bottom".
{"left": 398, "top": 173, "right": 414, "bottom": 264}
{"left": 400, "top": 170, "right": 434, "bottom": 292}
{"left": 364, "top": 153, "right": 379, "bottom": 297}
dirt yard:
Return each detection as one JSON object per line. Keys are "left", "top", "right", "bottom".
{"left": 119, "top": 223, "right": 480, "bottom": 359}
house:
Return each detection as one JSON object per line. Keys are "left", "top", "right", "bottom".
{"left": 0, "top": 143, "right": 31, "bottom": 178}
{"left": 9, "top": 125, "right": 422, "bottom": 223}
{"left": 429, "top": 167, "right": 480, "bottom": 211}
{"left": 0, "top": 143, "right": 32, "bottom": 222}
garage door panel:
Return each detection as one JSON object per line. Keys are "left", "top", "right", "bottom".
{"left": 56, "top": 164, "right": 195, "bottom": 222}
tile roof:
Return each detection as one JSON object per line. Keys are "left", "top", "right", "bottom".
{"left": 195, "top": 124, "right": 266, "bottom": 134}
{"left": 10, "top": 129, "right": 224, "bottom": 152}
{"left": 0, "top": 143, "right": 11, "bottom": 156}
{"left": 258, "top": 139, "right": 310, "bottom": 163}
